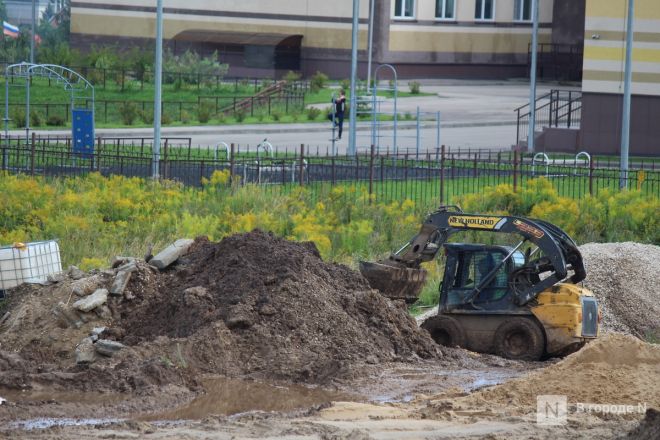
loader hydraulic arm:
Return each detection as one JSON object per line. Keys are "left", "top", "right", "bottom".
{"left": 389, "top": 206, "right": 586, "bottom": 306}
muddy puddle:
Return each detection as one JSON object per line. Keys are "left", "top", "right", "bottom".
{"left": 0, "top": 388, "right": 127, "bottom": 405}
{"left": 145, "top": 376, "right": 359, "bottom": 421}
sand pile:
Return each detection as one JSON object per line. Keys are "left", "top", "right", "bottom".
{"left": 579, "top": 242, "right": 660, "bottom": 339}
{"left": 452, "top": 333, "right": 660, "bottom": 412}
{"left": 0, "top": 230, "right": 440, "bottom": 393}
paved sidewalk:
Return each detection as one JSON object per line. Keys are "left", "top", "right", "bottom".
{"left": 9, "top": 80, "right": 577, "bottom": 153}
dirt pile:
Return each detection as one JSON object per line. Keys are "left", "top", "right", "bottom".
{"left": 0, "top": 230, "right": 440, "bottom": 393}
{"left": 444, "top": 333, "right": 660, "bottom": 413}
{"left": 579, "top": 242, "right": 660, "bottom": 338}
{"left": 116, "top": 231, "right": 439, "bottom": 382}
{"left": 620, "top": 408, "right": 660, "bottom": 440}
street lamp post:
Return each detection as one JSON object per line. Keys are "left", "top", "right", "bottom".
{"left": 527, "top": 0, "right": 539, "bottom": 153}
{"left": 153, "top": 0, "right": 164, "bottom": 179}
{"left": 348, "top": 0, "right": 360, "bottom": 156}
{"left": 620, "top": 0, "right": 634, "bottom": 189}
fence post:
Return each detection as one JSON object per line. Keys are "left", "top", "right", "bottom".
{"left": 96, "top": 137, "right": 102, "bottom": 171}
{"left": 589, "top": 157, "right": 595, "bottom": 196}
{"left": 439, "top": 145, "right": 445, "bottom": 204}
{"left": 368, "top": 144, "right": 375, "bottom": 204}
{"left": 163, "top": 139, "right": 169, "bottom": 180}
{"left": 331, "top": 156, "right": 336, "bottom": 186}
{"left": 473, "top": 153, "right": 478, "bottom": 178}
{"left": 299, "top": 143, "right": 305, "bottom": 186}
{"left": 30, "top": 132, "right": 36, "bottom": 176}
{"left": 229, "top": 143, "right": 235, "bottom": 186}
{"left": 513, "top": 150, "right": 519, "bottom": 192}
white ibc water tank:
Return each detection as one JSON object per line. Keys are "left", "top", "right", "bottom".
{"left": 0, "top": 241, "right": 63, "bottom": 290}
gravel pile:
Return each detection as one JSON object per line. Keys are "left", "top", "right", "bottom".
{"left": 579, "top": 242, "right": 660, "bottom": 339}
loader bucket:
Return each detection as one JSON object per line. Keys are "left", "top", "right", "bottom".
{"left": 359, "top": 260, "right": 428, "bottom": 303}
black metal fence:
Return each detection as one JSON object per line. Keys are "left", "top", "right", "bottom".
{"left": 1, "top": 62, "right": 311, "bottom": 93}
{"left": 1, "top": 136, "right": 658, "bottom": 204}
{"left": 5, "top": 94, "right": 307, "bottom": 125}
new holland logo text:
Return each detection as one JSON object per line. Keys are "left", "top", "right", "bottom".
{"left": 448, "top": 216, "right": 503, "bottom": 230}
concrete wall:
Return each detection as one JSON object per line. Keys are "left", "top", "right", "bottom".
{"left": 580, "top": 93, "right": 660, "bottom": 156}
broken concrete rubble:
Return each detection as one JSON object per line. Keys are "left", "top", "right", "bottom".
{"left": 94, "top": 305, "right": 112, "bottom": 320}
{"left": 95, "top": 339, "right": 126, "bottom": 357}
{"left": 67, "top": 266, "right": 85, "bottom": 280}
{"left": 47, "top": 273, "right": 66, "bottom": 284}
{"left": 72, "top": 289, "right": 109, "bottom": 313}
{"left": 75, "top": 337, "right": 96, "bottom": 364}
{"left": 52, "top": 302, "right": 83, "bottom": 329}
{"left": 71, "top": 276, "right": 101, "bottom": 297}
{"left": 112, "top": 256, "right": 136, "bottom": 269}
{"left": 149, "top": 239, "right": 194, "bottom": 270}
{"left": 110, "top": 270, "right": 132, "bottom": 296}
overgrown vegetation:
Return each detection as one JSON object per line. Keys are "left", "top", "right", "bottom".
{"left": 0, "top": 174, "right": 656, "bottom": 274}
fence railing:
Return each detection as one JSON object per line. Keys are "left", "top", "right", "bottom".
{"left": 1, "top": 62, "right": 311, "bottom": 93}
{"left": 515, "top": 89, "right": 582, "bottom": 146}
{"left": 1, "top": 137, "right": 658, "bottom": 204}
{"left": 3, "top": 93, "right": 306, "bottom": 125}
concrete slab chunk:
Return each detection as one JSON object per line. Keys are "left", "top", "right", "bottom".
{"left": 68, "top": 266, "right": 86, "bottom": 280}
{"left": 110, "top": 270, "right": 132, "bottom": 296}
{"left": 75, "top": 337, "right": 96, "bottom": 364}
{"left": 72, "top": 289, "right": 109, "bottom": 313}
{"left": 95, "top": 339, "right": 126, "bottom": 357}
{"left": 149, "top": 239, "right": 194, "bottom": 270}
{"left": 71, "top": 276, "right": 101, "bottom": 297}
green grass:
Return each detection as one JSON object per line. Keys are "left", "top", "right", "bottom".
{"left": 2, "top": 77, "right": 433, "bottom": 129}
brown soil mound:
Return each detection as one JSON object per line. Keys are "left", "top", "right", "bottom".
{"left": 454, "top": 333, "right": 660, "bottom": 412}
{"left": 0, "top": 230, "right": 440, "bottom": 393}
{"left": 117, "top": 231, "right": 439, "bottom": 382}
{"left": 579, "top": 242, "right": 660, "bottom": 339}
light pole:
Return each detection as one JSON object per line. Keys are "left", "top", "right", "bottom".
{"left": 366, "top": 0, "right": 375, "bottom": 90}
{"left": 30, "top": 0, "right": 36, "bottom": 63}
{"left": 527, "top": 0, "right": 539, "bottom": 153}
{"left": 153, "top": 0, "right": 164, "bottom": 179}
{"left": 620, "top": 0, "right": 634, "bottom": 189}
{"left": 348, "top": 0, "right": 360, "bottom": 156}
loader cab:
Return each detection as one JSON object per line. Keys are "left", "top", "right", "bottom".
{"left": 439, "top": 244, "right": 525, "bottom": 312}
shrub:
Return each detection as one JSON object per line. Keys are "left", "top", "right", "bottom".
{"left": 162, "top": 49, "right": 229, "bottom": 86}
{"left": 118, "top": 102, "right": 138, "bottom": 125}
{"left": 138, "top": 109, "right": 153, "bottom": 124}
{"left": 283, "top": 70, "right": 302, "bottom": 82}
{"left": 180, "top": 110, "right": 191, "bottom": 124}
{"left": 161, "top": 113, "right": 172, "bottom": 125}
{"left": 340, "top": 79, "right": 351, "bottom": 91}
{"left": 310, "top": 71, "right": 329, "bottom": 93}
{"left": 235, "top": 110, "right": 246, "bottom": 123}
{"left": 197, "top": 102, "right": 214, "bottom": 123}
{"left": 10, "top": 108, "right": 26, "bottom": 128}
{"left": 30, "top": 111, "right": 43, "bottom": 127}
{"left": 271, "top": 110, "right": 282, "bottom": 122}
{"left": 408, "top": 81, "right": 421, "bottom": 94}
{"left": 46, "top": 115, "right": 66, "bottom": 126}
{"left": 306, "top": 107, "right": 321, "bottom": 121}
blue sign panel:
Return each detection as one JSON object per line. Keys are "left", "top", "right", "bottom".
{"left": 72, "top": 109, "right": 95, "bottom": 157}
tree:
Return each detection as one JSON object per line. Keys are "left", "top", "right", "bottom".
{"left": 0, "top": 0, "right": 7, "bottom": 22}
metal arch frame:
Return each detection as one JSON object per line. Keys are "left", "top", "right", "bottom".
{"left": 3, "top": 62, "right": 95, "bottom": 146}
{"left": 373, "top": 64, "right": 398, "bottom": 156}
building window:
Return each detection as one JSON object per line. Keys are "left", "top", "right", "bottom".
{"left": 514, "top": 0, "right": 532, "bottom": 21}
{"left": 475, "top": 0, "right": 495, "bottom": 21}
{"left": 436, "top": 0, "right": 456, "bottom": 20}
{"left": 394, "top": 0, "right": 415, "bottom": 19}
